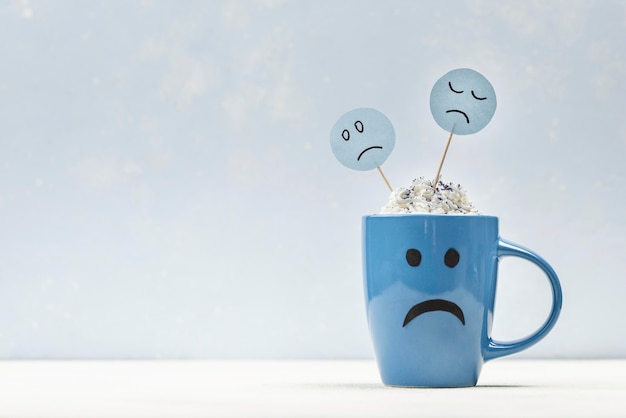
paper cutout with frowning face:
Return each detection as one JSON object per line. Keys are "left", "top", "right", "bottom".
{"left": 330, "top": 108, "right": 395, "bottom": 171}
{"left": 430, "top": 68, "right": 497, "bottom": 135}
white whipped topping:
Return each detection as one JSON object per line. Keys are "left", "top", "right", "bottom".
{"left": 380, "top": 177, "right": 478, "bottom": 214}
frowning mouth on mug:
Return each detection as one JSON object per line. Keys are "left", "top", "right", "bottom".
{"left": 403, "top": 299, "right": 466, "bottom": 327}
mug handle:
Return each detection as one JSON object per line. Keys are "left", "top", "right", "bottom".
{"left": 483, "top": 238, "right": 563, "bottom": 361}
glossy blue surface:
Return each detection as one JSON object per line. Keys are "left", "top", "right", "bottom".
{"left": 363, "top": 215, "right": 562, "bottom": 387}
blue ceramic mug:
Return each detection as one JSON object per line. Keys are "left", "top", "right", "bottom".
{"left": 363, "top": 214, "right": 562, "bottom": 387}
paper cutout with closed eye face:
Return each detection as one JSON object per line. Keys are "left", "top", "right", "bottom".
{"left": 430, "top": 68, "right": 497, "bottom": 135}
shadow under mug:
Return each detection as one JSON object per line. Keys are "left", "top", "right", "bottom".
{"left": 362, "top": 214, "right": 562, "bottom": 387}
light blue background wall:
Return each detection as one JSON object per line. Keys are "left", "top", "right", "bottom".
{"left": 0, "top": 0, "right": 624, "bottom": 358}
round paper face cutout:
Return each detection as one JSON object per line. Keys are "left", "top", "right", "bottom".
{"left": 330, "top": 108, "right": 395, "bottom": 171}
{"left": 430, "top": 68, "right": 497, "bottom": 135}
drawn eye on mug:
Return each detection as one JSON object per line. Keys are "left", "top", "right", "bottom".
{"left": 444, "top": 248, "right": 460, "bottom": 268}
{"left": 405, "top": 249, "right": 422, "bottom": 267}
{"left": 406, "top": 248, "right": 460, "bottom": 268}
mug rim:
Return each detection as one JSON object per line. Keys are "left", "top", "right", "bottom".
{"left": 363, "top": 214, "right": 497, "bottom": 220}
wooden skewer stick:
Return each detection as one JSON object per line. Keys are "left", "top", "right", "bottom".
{"left": 377, "top": 166, "right": 393, "bottom": 192}
{"left": 433, "top": 131, "right": 454, "bottom": 188}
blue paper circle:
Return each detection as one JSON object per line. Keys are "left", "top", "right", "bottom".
{"left": 330, "top": 108, "right": 395, "bottom": 171}
{"left": 430, "top": 68, "right": 497, "bottom": 135}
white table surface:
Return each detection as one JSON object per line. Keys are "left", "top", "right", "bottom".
{"left": 0, "top": 359, "right": 624, "bottom": 417}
